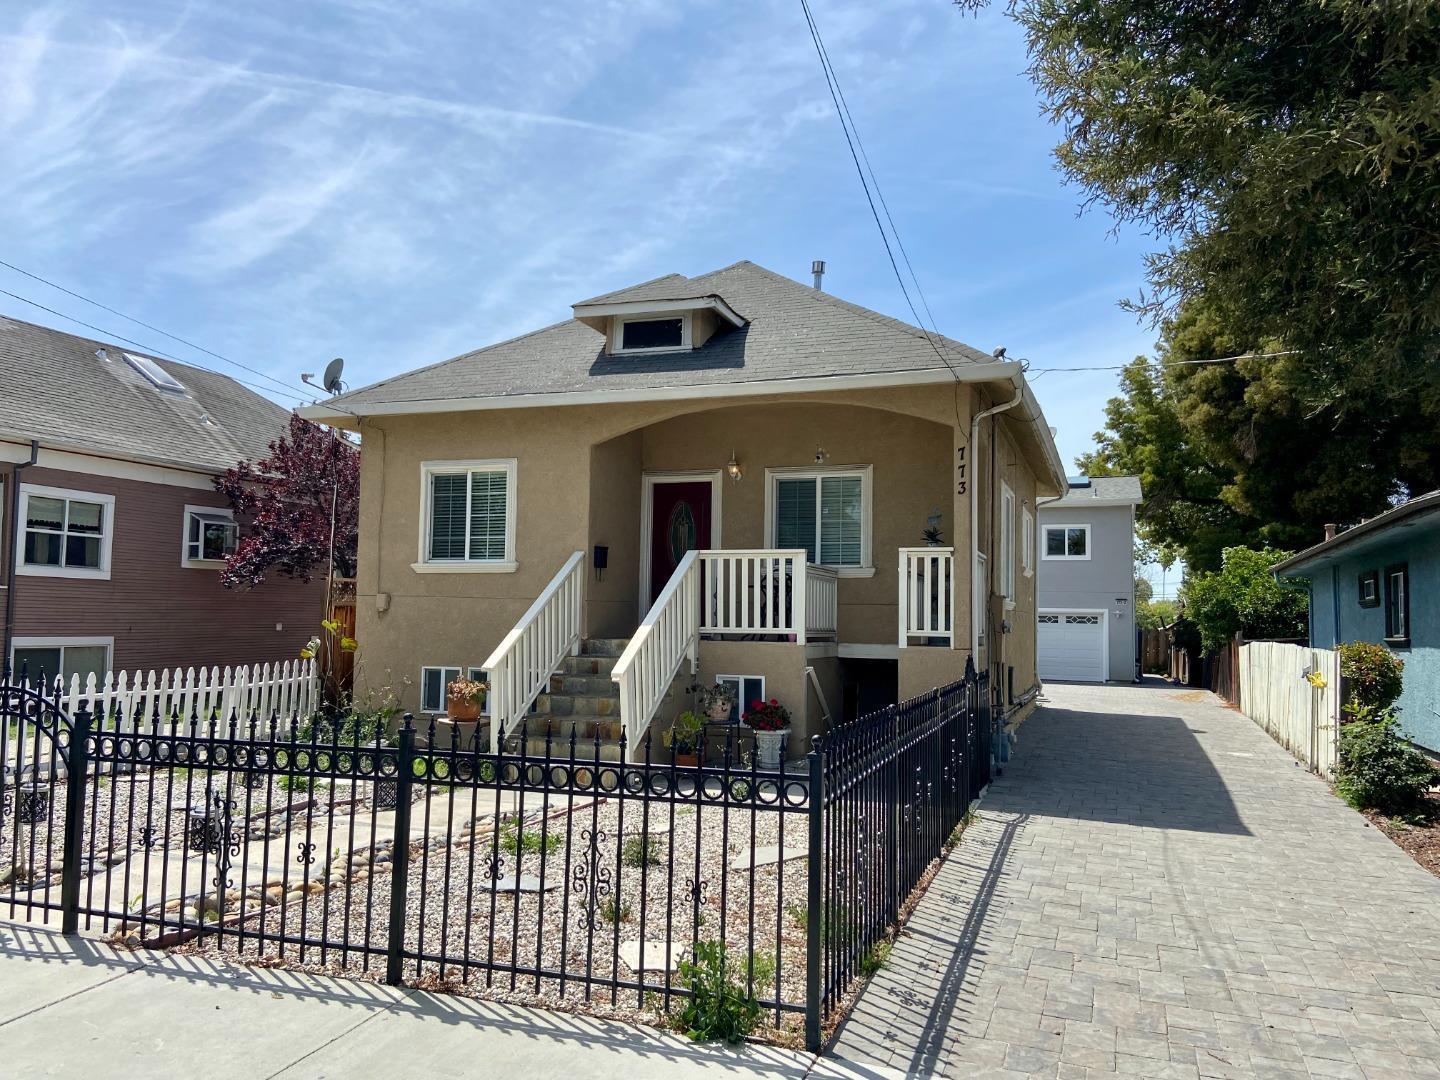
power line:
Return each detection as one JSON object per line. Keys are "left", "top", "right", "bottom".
{"left": 1027, "top": 349, "right": 1300, "bottom": 376}
{"left": 0, "top": 288, "right": 310, "bottom": 404}
{"left": 797, "top": 0, "right": 986, "bottom": 424}
{"left": 0, "top": 258, "right": 312, "bottom": 398}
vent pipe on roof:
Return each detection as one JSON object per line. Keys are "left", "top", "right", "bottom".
{"left": 812, "top": 260, "right": 826, "bottom": 291}
{"left": 1323, "top": 523, "right": 1338, "bottom": 541}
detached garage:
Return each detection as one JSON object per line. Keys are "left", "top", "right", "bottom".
{"left": 1038, "top": 610, "right": 1107, "bottom": 683}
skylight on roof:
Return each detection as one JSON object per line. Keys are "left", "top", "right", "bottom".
{"left": 122, "top": 352, "right": 185, "bottom": 392}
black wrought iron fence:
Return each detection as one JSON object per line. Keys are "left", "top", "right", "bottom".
{"left": 0, "top": 665, "right": 992, "bottom": 1050}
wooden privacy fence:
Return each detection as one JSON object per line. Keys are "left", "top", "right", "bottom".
{"left": 46, "top": 659, "right": 319, "bottom": 729}
{"left": 1140, "top": 628, "right": 1169, "bottom": 674}
{"left": 1237, "top": 641, "right": 1340, "bottom": 779}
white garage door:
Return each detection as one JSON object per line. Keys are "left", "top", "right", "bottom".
{"left": 1038, "top": 612, "right": 1105, "bottom": 683}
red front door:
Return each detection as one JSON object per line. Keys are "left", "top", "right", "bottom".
{"left": 649, "top": 481, "right": 712, "bottom": 605}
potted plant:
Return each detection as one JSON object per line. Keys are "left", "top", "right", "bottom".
{"left": 446, "top": 677, "right": 488, "bottom": 721}
{"left": 663, "top": 710, "right": 706, "bottom": 767}
{"left": 743, "top": 698, "right": 792, "bottom": 770}
{"left": 698, "top": 683, "right": 737, "bottom": 723}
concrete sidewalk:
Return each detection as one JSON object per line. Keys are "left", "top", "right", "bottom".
{"left": 0, "top": 920, "right": 884, "bottom": 1079}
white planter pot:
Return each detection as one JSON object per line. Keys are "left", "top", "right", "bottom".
{"left": 753, "top": 727, "right": 790, "bottom": 770}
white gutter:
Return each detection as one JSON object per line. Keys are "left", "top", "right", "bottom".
{"left": 970, "top": 375, "right": 1024, "bottom": 658}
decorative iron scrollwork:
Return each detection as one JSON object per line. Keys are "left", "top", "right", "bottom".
{"left": 296, "top": 841, "right": 317, "bottom": 866}
{"left": 572, "top": 827, "right": 611, "bottom": 928}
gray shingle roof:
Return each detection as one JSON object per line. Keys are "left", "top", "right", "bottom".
{"left": 0, "top": 315, "right": 298, "bottom": 474}
{"left": 1045, "top": 475, "right": 1143, "bottom": 507}
{"left": 325, "top": 260, "right": 1001, "bottom": 410}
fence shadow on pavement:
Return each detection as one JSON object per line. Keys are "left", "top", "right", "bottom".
{"left": 0, "top": 920, "right": 810, "bottom": 1075}
{"left": 825, "top": 813, "right": 1028, "bottom": 1075}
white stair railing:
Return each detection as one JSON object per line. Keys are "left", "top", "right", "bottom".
{"left": 899, "top": 546, "right": 955, "bottom": 646}
{"left": 613, "top": 549, "right": 701, "bottom": 753}
{"left": 482, "top": 550, "right": 586, "bottom": 752}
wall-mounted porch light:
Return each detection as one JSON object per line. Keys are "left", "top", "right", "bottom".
{"left": 814, "top": 446, "right": 829, "bottom": 464}
{"left": 726, "top": 452, "right": 743, "bottom": 482}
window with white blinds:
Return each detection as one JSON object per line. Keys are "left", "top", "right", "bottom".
{"left": 769, "top": 467, "right": 871, "bottom": 569}
{"left": 419, "top": 460, "right": 517, "bottom": 569}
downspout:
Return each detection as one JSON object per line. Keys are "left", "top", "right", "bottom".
{"left": 968, "top": 378, "right": 1023, "bottom": 665}
{"left": 3, "top": 440, "right": 40, "bottom": 675}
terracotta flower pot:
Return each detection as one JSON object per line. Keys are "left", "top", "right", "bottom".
{"left": 674, "top": 751, "right": 700, "bottom": 768}
{"left": 447, "top": 696, "right": 481, "bottom": 721}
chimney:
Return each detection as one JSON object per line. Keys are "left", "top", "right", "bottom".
{"left": 1323, "top": 523, "right": 1338, "bottom": 541}
{"left": 812, "top": 259, "right": 826, "bottom": 291}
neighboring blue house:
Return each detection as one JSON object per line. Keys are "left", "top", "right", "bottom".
{"left": 1273, "top": 491, "right": 1440, "bottom": 755}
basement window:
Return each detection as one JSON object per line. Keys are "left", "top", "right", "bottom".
{"left": 613, "top": 315, "right": 689, "bottom": 353}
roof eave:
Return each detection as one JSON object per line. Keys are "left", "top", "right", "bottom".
{"left": 571, "top": 295, "right": 748, "bottom": 334}
{"left": 299, "top": 363, "right": 1028, "bottom": 428}
{"left": 1272, "top": 491, "right": 1440, "bottom": 575}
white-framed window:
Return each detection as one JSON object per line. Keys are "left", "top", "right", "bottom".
{"left": 715, "top": 674, "right": 765, "bottom": 724}
{"left": 419, "top": 665, "right": 488, "bottom": 714}
{"left": 999, "top": 481, "right": 1016, "bottom": 604}
{"left": 182, "top": 505, "right": 238, "bottom": 568}
{"left": 415, "top": 459, "right": 517, "bottom": 573}
{"left": 1042, "top": 523, "right": 1091, "bottom": 561}
{"left": 765, "top": 466, "right": 873, "bottom": 574}
{"left": 10, "top": 636, "right": 113, "bottom": 687}
{"left": 610, "top": 314, "right": 691, "bottom": 354}
{"left": 1022, "top": 507, "right": 1034, "bottom": 577}
{"left": 17, "top": 484, "right": 115, "bottom": 580}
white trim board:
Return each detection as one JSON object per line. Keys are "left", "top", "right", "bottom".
{"left": 639, "top": 470, "right": 723, "bottom": 613}
{"left": 0, "top": 438, "right": 219, "bottom": 490}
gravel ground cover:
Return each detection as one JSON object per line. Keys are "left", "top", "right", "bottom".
{"left": 176, "top": 790, "right": 812, "bottom": 1039}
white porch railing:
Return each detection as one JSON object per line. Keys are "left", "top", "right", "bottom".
{"left": 1238, "top": 641, "right": 1341, "bottom": 779}
{"left": 899, "top": 546, "right": 955, "bottom": 646}
{"left": 482, "top": 550, "right": 586, "bottom": 752}
{"left": 696, "top": 550, "right": 837, "bottom": 644}
{"left": 41, "top": 659, "right": 318, "bottom": 728}
{"left": 613, "top": 549, "right": 701, "bottom": 751}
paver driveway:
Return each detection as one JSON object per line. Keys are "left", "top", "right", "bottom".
{"left": 829, "top": 680, "right": 1440, "bottom": 1079}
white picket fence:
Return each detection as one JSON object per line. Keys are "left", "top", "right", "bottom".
{"left": 43, "top": 659, "right": 319, "bottom": 729}
{"left": 1238, "top": 641, "right": 1341, "bottom": 779}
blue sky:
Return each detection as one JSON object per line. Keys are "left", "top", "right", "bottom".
{"left": 0, "top": 1, "right": 1176, "bottom": 596}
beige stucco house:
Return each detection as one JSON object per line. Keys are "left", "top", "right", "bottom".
{"left": 301, "top": 261, "right": 1064, "bottom": 760}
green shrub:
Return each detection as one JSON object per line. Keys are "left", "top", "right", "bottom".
{"left": 860, "top": 941, "right": 891, "bottom": 976}
{"left": 676, "top": 940, "right": 760, "bottom": 1043}
{"left": 1337, "top": 642, "right": 1405, "bottom": 719}
{"left": 498, "top": 819, "right": 563, "bottom": 857}
{"left": 1336, "top": 710, "right": 1437, "bottom": 819}
{"left": 621, "top": 833, "right": 661, "bottom": 868}
{"left": 1182, "top": 546, "right": 1309, "bottom": 654}
{"left": 600, "top": 896, "right": 631, "bottom": 925}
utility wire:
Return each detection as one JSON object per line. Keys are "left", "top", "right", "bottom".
{"left": 0, "top": 288, "right": 310, "bottom": 404}
{"left": 0, "top": 258, "right": 312, "bottom": 398}
{"left": 1026, "top": 349, "right": 1300, "bottom": 376}
{"left": 797, "top": 0, "right": 983, "bottom": 407}
{"left": 805, "top": 10, "right": 941, "bottom": 340}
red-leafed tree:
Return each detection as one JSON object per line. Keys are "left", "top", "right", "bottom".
{"left": 214, "top": 414, "right": 360, "bottom": 589}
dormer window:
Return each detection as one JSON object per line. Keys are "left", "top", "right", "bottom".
{"left": 614, "top": 315, "right": 690, "bottom": 354}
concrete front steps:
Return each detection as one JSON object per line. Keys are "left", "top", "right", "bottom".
{"left": 499, "top": 638, "right": 630, "bottom": 762}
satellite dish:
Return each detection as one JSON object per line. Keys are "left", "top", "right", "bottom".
{"left": 322, "top": 357, "right": 345, "bottom": 395}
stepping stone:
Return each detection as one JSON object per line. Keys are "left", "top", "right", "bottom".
{"left": 624, "top": 817, "right": 673, "bottom": 836}
{"left": 618, "top": 939, "right": 688, "bottom": 972}
{"left": 488, "top": 874, "right": 559, "bottom": 893}
{"left": 729, "top": 843, "right": 808, "bottom": 870}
